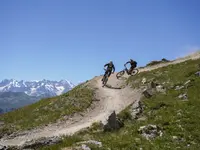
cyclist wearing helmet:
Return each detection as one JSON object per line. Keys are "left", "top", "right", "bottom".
{"left": 102, "top": 61, "right": 115, "bottom": 81}
{"left": 124, "top": 59, "right": 137, "bottom": 74}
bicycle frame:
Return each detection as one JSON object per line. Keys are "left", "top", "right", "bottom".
{"left": 124, "top": 66, "right": 130, "bottom": 75}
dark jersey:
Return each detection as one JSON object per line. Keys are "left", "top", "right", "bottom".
{"left": 126, "top": 60, "right": 137, "bottom": 68}
{"left": 104, "top": 63, "right": 115, "bottom": 72}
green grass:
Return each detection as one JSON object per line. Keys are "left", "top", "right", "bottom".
{"left": 127, "top": 58, "right": 200, "bottom": 88}
{"left": 146, "top": 58, "right": 170, "bottom": 67}
{"left": 41, "top": 58, "right": 200, "bottom": 150}
{"left": 41, "top": 135, "right": 83, "bottom": 150}
{"left": 0, "top": 84, "right": 94, "bottom": 136}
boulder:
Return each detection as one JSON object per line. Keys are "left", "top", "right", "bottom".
{"left": 71, "top": 140, "right": 102, "bottom": 150}
{"left": 0, "top": 145, "right": 7, "bottom": 150}
{"left": 22, "top": 136, "right": 61, "bottom": 149}
{"left": 142, "top": 89, "right": 153, "bottom": 98}
{"left": 130, "top": 100, "right": 143, "bottom": 119}
{"left": 78, "top": 140, "right": 102, "bottom": 148}
{"left": 138, "top": 124, "right": 163, "bottom": 140}
{"left": 156, "top": 85, "right": 166, "bottom": 93}
{"left": 178, "top": 93, "right": 188, "bottom": 100}
{"left": 104, "top": 111, "right": 124, "bottom": 132}
{"left": 141, "top": 78, "right": 147, "bottom": 84}
{"left": 142, "top": 82, "right": 166, "bottom": 98}
{"left": 150, "top": 81, "right": 159, "bottom": 88}
{"left": 172, "top": 136, "right": 185, "bottom": 142}
{"left": 81, "top": 144, "right": 91, "bottom": 150}
{"left": 175, "top": 85, "right": 184, "bottom": 90}
{"left": 195, "top": 71, "right": 200, "bottom": 76}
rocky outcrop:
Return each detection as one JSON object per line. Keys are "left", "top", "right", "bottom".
{"left": 130, "top": 100, "right": 143, "bottom": 120}
{"left": 195, "top": 71, "right": 200, "bottom": 76}
{"left": 21, "top": 136, "right": 61, "bottom": 149}
{"left": 81, "top": 144, "right": 91, "bottom": 150}
{"left": 0, "top": 145, "right": 7, "bottom": 150}
{"left": 175, "top": 85, "right": 184, "bottom": 90}
{"left": 138, "top": 124, "right": 163, "bottom": 140}
{"left": 61, "top": 140, "right": 102, "bottom": 150}
{"left": 178, "top": 93, "right": 188, "bottom": 100}
{"left": 155, "top": 85, "right": 166, "bottom": 93}
{"left": 78, "top": 140, "right": 102, "bottom": 149}
{"left": 142, "top": 89, "right": 154, "bottom": 98}
{"left": 142, "top": 81, "right": 166, "bottom": 98}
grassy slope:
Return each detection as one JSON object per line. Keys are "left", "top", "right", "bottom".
{"left": 42, "top": 58, "right": 200, "bottom": 150}
{"left": 0, "top": 84, "right": 94, "bottom": 136}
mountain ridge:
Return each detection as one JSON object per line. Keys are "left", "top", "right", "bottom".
{"left": 0, "top": 79, "right": 75, "bottom": 97}
{"left": 0, "top": 79, "right": 75, "bottom": 114}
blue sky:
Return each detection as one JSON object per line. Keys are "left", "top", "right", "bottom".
{"left": 0, "top": 0, "right": 200, "bottom": 84}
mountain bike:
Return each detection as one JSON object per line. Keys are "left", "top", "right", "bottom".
{"left": 102, "top": 69, "right": 112, "bottom": 87}
{"left": 116, "top": 65, "right": 139, "bottom": 79}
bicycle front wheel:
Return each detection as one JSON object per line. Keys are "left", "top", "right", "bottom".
{"left": 102, "top": 74, "right": 108, "bottom": 87}
{"left": 116, "top": 70, "right": 125, "bottom": 79}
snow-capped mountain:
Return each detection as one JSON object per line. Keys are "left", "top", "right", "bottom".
{"left": 0, "top": 79, "right": 75, "bottom": 97}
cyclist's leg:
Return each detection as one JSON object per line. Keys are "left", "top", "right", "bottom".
{"left": 129, "top": 66, "right": 134, "bottom": 74}
{"left": 103, "top": 70, "right": 109, "bottom": 78}
{"left": 108, "top": 70, "right": 112, "bottom": 77}
{"left": 102, "top": 70, "right": 107, "bottom": 81}
{"left": 107, "top": 68, "right": 112, "bottom": 77}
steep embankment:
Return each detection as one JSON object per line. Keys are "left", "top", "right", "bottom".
{"left": 0, "top": 52, "right": 200, "bottom": 147}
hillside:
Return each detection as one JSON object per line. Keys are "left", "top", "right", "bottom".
{"left": 41, "top": 54, "right": 200, "bottom": 150}
{"left": 0, "top": 92, "right": 39, "bottom": 114}
{"left": 0, "top": 52, "right": 200, "bottom": 149}
{"left": 0, "top": 84, "right": 94, "bottom": 139}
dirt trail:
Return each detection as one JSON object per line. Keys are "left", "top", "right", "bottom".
{"left": 0, "top": 75, "right": 141, "bottom": 146}
{"left": 0, "top": 52, "right": 200, "bottom": 147}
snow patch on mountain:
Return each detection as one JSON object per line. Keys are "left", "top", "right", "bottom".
{"left": 0, "top": 79, "right": 75, "bottom": 97}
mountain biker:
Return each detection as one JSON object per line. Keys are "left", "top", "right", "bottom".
{"left": 124, "top": 59, "right": 137, "bottom": 74}
{"left": 102, "top": 61, "right": 115, "bottom": 81}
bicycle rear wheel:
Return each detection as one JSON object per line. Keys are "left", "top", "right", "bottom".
{"left": 130, "top": 68, "right": 139, "bottom": 76}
